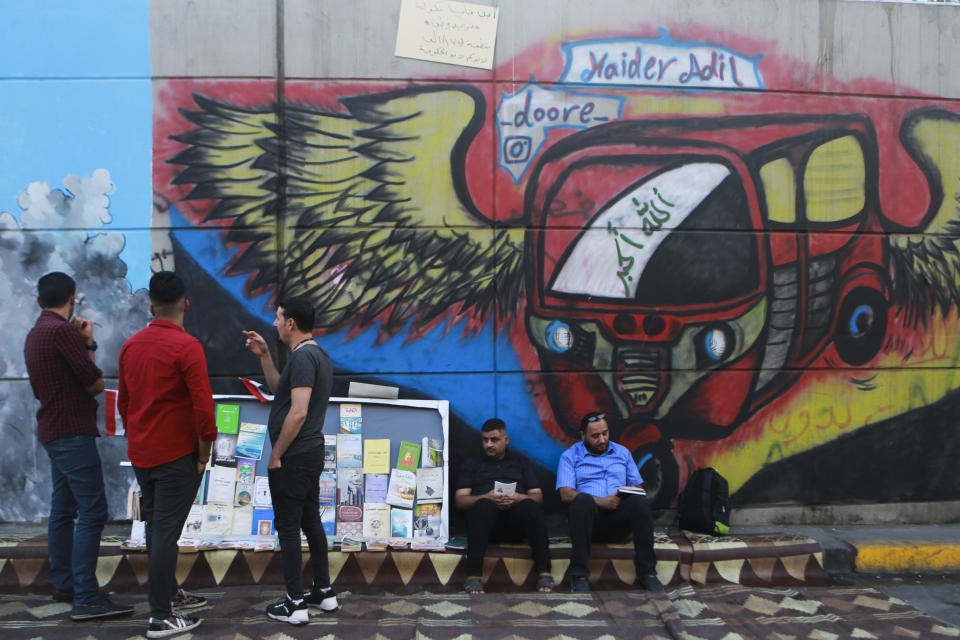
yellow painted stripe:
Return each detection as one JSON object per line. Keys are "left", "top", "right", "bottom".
{"left": 855, "top": 542, "right": 960, "bottom": 573}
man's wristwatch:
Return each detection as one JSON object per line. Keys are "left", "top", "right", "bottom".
{"left": 85, "top": 341, "right": 98, "bottom": 352}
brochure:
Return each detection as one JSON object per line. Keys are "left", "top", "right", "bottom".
{"left": 337, "top": 468, "right": 364, "bottom": 505}
{"left": 365, "top": 473, "right": 389, "bottom": 503}
{"left": 318, "top": 471, "right": 337, "bottom": 506}
{"left": 396, "top": 441, "right": 421, "bottom": 471}
{"left": 494, "top": 481, "right": 516, "bottom": 496}
{"left": 216, "top": 403, "right": 240, "bottom": 434}
{"left": 416, "top": 467, "right": 443, "bottom": 503}
{"left": 390, "top": 507, "right": 413, "bottom": 538}
{"left": 362, "top": 503, "right": 391, "bottom": 539}
{"left": 363, "top": 438, "right": 391, "bottom": 474}
{"left": 413, "top": 502, "right": 442, "bottom": 539}
{"left": 231, "top": 506, "right": 254, "bottom": 535}
{"left": 235, "top": 422, "right": 267, "bottom": 460}
{"left": 385, "top": 468, "right": 417, "bottom": 509}
{"left": 207, "top": 465, "right": 236, "bottom": 504}
{"left": 252, "top": 508, "right": 275, "bottom": 536}
{"left": 202, "top": 502, "right": 233, "bottom": 536}
{"left": 337, "top": 434, "right": 362, "bottom": 468}
{"left": 253, "top": 476, "right": 272, "bottom": 507}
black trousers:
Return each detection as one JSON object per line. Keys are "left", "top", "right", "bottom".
{"left": 567, "top": 492, "right": 656, "bottom": 579}
{"left": 466, "top": 498, "right": 552, "bottom": 576}
{"left": 135, "top": 453, "right": 203, "bottom": 619}
{"left": 269, "top": 451, "right": 329, "bottom": 599}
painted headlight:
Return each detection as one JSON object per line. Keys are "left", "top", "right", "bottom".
{"left": 546, "top": 320, "right": 573, "bottom": 353}
{"left": 697, "top": 325, "right": 734, "bottom": 366}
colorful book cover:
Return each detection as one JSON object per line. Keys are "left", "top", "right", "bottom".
{"left": 390, "top": 507, "right": 413, "bottom": 538}
{"left": 318, "top": 470, "right": 337, "bottom": 506}
{"left": 253, "top": 476, "right": 272, "bottom": 507}
{"left": 337, "top": 504, "right": 363, "bottom": 526}
{"left": 413, "top": 502, "right": 442, "bottom": 539}
{"left": 214, "top": 432, "right": 238, "bottom": 467}
{"left": 416, "top": 467, "right": 443, "bottom": 503}
{"left": 323, "top": 434, "right": 337, "bottom": 471}
{"left": 339, "top": 402, "right": 362, "bottom": 434}
{"left": 336, "top": 434, "right": 362, "bottom": 468}
{"left": 362, "top": 503, "right": 391, "bottom": 539}
{"left": 421, "top": 436, "right": 443, "bottom": 468}
{"left": 235, "top": 422, "right": 267, "bottom": 459}
{"left": 252, "top": 508, "right": 275, "bottom": 536}
{"left": 396, "top": 441, "right": 421, "bottom": 471}
{"left": 202, "top": 502, "right": 233, "bottom": 536}
{"left": 364, "top": 473, "right": 389, "bottom": 503}
{"left": 363, "top": 438, "right": 390, "bottom": 474}
{"left": 385, "top": 468, "right": 416, "bottom": 509}
{"left": 337, "top": 468, "right": 364, "bottom": 505}
{"left": 319, "top": 505, "right": 336, "bottom": 538}
{"left": 234, "top": 458, "right": 255, "bottom": 507}
{"left": 215, "top": 404, "right": 240, "bottom": 434}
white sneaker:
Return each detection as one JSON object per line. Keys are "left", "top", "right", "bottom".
{"left": 304, "top": 585, "right": 339, "bottom": 612}
{"left": 265, "top": 596, "right": 309, "bottom": 625}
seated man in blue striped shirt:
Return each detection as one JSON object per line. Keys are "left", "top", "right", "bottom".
{"left": 556, "top": 412, "right": 662, "bottom": 593}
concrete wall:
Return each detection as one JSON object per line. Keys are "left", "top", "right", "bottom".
{"left": 2, "top": 0, "right": 959, "bottom": 521}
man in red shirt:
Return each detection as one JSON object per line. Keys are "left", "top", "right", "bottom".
{"left": 118, "top": 271, "right": 217, "bottom": 638}
{"left": 24, "top": 272, "right": 133, "bottom": 622}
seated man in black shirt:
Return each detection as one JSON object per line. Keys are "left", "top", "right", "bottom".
{"left": 455, "top": 418, "right": 553, "bottom": 594}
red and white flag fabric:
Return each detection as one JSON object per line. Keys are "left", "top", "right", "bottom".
{"left": 240, "top": 377, "right": 274, "bottom": 403}
{"left": 104, "top": 389, "right": 125, "bottom": 436}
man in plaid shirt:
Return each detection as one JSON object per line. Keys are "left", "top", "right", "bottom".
{"left": 23, "top": 272, "right": 132, "bottom": 621}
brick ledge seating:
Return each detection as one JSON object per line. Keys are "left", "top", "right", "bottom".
{"left": 0, "top": 531, "right": 829, "bottom": 594}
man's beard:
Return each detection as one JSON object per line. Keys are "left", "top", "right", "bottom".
{"left": 584, "top": 440, "right": 608, "bottom": 455}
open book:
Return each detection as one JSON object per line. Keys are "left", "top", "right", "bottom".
{"left": 617, "top": 485, "right": 646, "bottom": 496}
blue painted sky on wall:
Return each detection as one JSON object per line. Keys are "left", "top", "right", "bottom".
{"left": 0, "top": 1, "right": 152, "bottom": 290}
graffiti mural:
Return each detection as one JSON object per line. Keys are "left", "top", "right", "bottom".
{"left": 153, "top": 20, "right": 960, "bottom": 513}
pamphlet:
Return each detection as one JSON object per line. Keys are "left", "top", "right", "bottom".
{"left": 363, "top": 438, "right": 391, "bottom": 474}
{"left": 413, "top": 502, "right": 442, "bottom": 539}
{"left": 494, "top": 481, "right": 516, "bottom": 496}
{"left": 253, "top": 476, "right": 272, "bottom": 507}
{"left": 396, "top": 441, "right": 421, "bottom": 471}
{"left": 337, "top": 434, "right": 362, "bottom": 468}
{"left": 181, "top": 504, "right": 204, "bottom": 538}
{"left": 337, "top": 468, "right": 364, "bottom": 505}
{"left": 208, "top": 465, "right": 237, "bottom": 504}
{"left": 235, "top": 422, "right": 267, "bottom": 460}
{"left": 362, "top": 503, "right": 391, "bottom": 539}
{"left": 385, "top": 468, "right": 417, "bottom": 509}
{"left": 252, "top": 508, "right": 275, "bottom": 536}
{"left": 390, "top": 507, "right": 413, "bottom": 538}
{"left": 231, "top": 506, "right": 254, "bottom": 535}
{"left": 202, "top": 502, "right": 233, "bottom": 536}
{"left": 416, "top": 467, "right": 443, "bottom": 503}
{"left": 364, "top": 473, "right": 389, "bottom": 503}
{"left": 339, "top": 403, "right": 362, "bottom": 434}
{"left": 216, "top": 404, "right": 240, "bottom": 434}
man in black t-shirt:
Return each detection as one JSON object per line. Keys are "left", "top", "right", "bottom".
{"left": 455, "top": 418, "right": 553, "bottom": 594}
{"left": 243, "top": 297, "right": 339, "bottom": 626}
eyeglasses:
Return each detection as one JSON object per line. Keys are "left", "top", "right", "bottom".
{"left": 586, "top": 413, "right": 605, "bottom": 423}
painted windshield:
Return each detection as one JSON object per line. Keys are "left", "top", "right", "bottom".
{"left": 549, "top": 162, "right": 759, "bottom": 305}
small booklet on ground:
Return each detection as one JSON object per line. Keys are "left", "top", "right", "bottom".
{"left": 618, "top": 485, "right": 646, "bottom": 496}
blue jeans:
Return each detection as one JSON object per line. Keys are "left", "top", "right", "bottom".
{"left": 42, "top": 435, "right": 108, "bottom": 605}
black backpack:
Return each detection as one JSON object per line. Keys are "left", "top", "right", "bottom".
{"left": 677, "top": 468, "right": 730, "bottom": 535}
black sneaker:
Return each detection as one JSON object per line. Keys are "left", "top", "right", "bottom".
{"left": 304, "top": 585, "right": 339, "bottom": 612}
{"left": 52, "top": 588, "right": 73, "bottom": 603}
{"left": 570, "top": 576, "right": 591, "bottom": 593}
{"left": 146, "top": 613, "right": 202, "bottom": 638}
{"left": 70, "top": 597, "right": 134, "bottom": 621}
{"left": 170, "top": 588, "right": 206, "bottom": 610}
{"left": 638, "top": 574, "right": 664, "bottom": 591}
{"left": 266, "top": 596, "right": 309, "bottom": 625}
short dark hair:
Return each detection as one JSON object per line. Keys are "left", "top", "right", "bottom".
{"left": 580, "top": 411, "right": 606, "bottom": 432}
{"left": 37, "top": 272, "right": 76, "bottom": 308}
{"left": 481, "top": 418, "right": 506, "bottom": 433}
{"left": 276, "top": 296, "right": 315, "bottom": 333}
{"left": 149, "top": 271, "right": 186, "bottom": 305}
